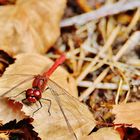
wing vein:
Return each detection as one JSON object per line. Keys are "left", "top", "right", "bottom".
{"left": 49, "top": 87, "right": 77, "bottom": 140}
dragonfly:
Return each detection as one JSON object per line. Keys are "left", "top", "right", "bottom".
{"left": 0, "top": 54, "right": 95, "bottom": 140}
{"left": 0, "top": 0, "right": 8, "bottom": 5}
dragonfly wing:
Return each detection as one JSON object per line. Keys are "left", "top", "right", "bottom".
{"left": 49, "top": 88, "right": 78, "bottom": 140}
{"left": 0, "top": 74, "right": 34, "bottom": 100}
{"left": 47, "top": 78, "right": 96, "bottom": 139}
{"left": 0, "top": 74, "right": 34, "bottom": 124}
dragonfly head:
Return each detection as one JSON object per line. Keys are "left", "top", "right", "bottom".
{"left": 26, "top": 88, "right": 42, "bottom": 103}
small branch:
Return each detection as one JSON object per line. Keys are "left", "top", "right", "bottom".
{"left": 76, "top": 25, "right": 120, "bottom": 83}
{"left": 113, "top": 31, "right": 140, "bottom": 61}
{"left": 78, "top": 81, "right": 129, "bottom": 90}
{"left": 61, "top": 0, "right": 140, "bottom": 27}
{"left": 79, "top": 67, "right": 109, "bottom": 101}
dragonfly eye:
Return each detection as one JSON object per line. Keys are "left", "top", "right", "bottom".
{"left": 33, "top": 90, "right": 41, "bottom": 100}
{"left": 27, "top": 96, "right": 36, "bottom": 103}
{"left": 26, "top": 88, "right": 34, "bottom": 98}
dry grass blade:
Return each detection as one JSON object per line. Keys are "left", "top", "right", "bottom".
{"left": 55, "top": 1, "right": 140, "bottom": 139}
{"left": 61, "top": 0, "right": 140, "bottom": 27}
{"left": 79, "top": 67, "right": 109, "bottom": 101}
{"left": 113, "top": 31, "right": 140, "bottom": 61}
{"left": 76, "top": 25, "right": 120, "bottom": 83}
{"left": 78, "top": 81, "right": 129, "bottom": 90}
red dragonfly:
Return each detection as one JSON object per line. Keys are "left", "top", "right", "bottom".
{"left": 0, "top": 0, "right": 10, "bottom": 5}
{"left": 0, "top": 54, "right": 93, "bottom": 140}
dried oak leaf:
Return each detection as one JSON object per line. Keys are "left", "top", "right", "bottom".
{"left": 0, "top": 53, "right": 96, "bottom": 140}
{"left": 81, "top": 127, "right": 121, "bottom": 140}
{"left": 0, "top": 118, "right": 41, "bottom": 140}
{"left": 0, "top": 0, "right": 66, "bottom": 55}
{"left": 0, "top": 133, "right": 9, "bottom": 140}
{"left": 112, "top": 102, "right": 140, "bottom": 130}
{"left": 116, "top": 126, "right": 140, "bottom": 140}
{"left": 0, "top": 98, "right": 27, "bottom": 124}
{"left": 0, "top": 50, "right": 15, "bottom": 74}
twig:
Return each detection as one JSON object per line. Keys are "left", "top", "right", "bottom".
{"left": 79, "top": 67, "right": 109, "bottom": 101}
{"left": 115, "top": 78, "right": 123, "bottom": 105}
{"left": 113, "top": 31, "right": 140, "bottom": 61}
{"left": 76, "top": 25, "right": 120, "bottom": 83}
{"left": 126, "top": 8, "right": 140, "bottom": 34}
{"left": 61, "top": 0, "right": 140, "bottom": 27}
{"left": 78, "top": 81, "right": 129, "bottom": 90}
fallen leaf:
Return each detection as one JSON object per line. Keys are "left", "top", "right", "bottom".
{"left": 1, "top": 118, "right": 41, "bottom": 140}
{"left": 112, "top": 102, "right": 140, "bottom": 130}
{"left": 116, "top": 126, "right": 140, "bottom": 140}
{"left": 0, "top": 133, "right": 9, "bottom": 140}
{"left": 0, "top": 98, "right": 26, "bottom": 124}
{"left": 0, "top": 0, "right": 66, "bottom": 55}
{"left": 81, "top": 127, "right": 121, "bottom": 140}
{"left": 0, "top": 53, "right": 96, "bottom": 140}
{"left": 0, "top": 50, "right": 15, "bottom": 74}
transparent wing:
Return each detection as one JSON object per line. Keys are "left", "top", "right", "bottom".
{"left": 49, "top": 88, "right": 78, "bottom": 140}
{"left": 47, "top": 78, "right": 95, "bottom": 138}
{"left": 0, "top": 73, "right": 95, "bottom": 139}
{"left": 0, "top": 74, "right": 34, "bottom": 98}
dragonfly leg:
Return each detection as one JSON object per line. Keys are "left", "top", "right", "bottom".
{"left": 45, "top": 87, "right": 49, "bottom": 91}
{"left": 32, "top": 99, "right": 52, "bottom": 116}
{"left": 32, "top": 100, "right": 43, "bottom": 117}
{"left": 41, "top": 98, "right": 52, "bottom": 116}
{"left": 11, "top": 90, "right": 26, "bottom": 98}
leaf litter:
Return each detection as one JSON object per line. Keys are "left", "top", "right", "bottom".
{"left": 53, "top": 0, "right": 140, "bottom": 139}
{"left": 0, "top": 0, "right": 140, "bottom": 139}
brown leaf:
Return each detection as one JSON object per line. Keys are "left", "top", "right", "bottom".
{"left": 81, "top": 128, "right": 121, "bottom": 140}
{"left": 0, "top": 50, "right": 15, "bottom": 74}
{"left": 0, "top": 133, "right": 9, "bottom": 140}
{"left": 112, "top": 102, "right": 140, "bottom": 130}
{"left": 0, "top": 53, "right": 96, "bottom": 139}
{"left": 0, "top": 0, "right": 66, "bottom": 55}
{"left": 0, "top": 118, "right": 41, "bottom": 140}
{"left": 116, "top": 126, "right": 140, "bottom": 140}
{"left": 0, "top": 98, "right": 26, "bottom": 124}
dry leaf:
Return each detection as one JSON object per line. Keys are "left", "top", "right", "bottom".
{"left": 0, "top": 50, "right": 15, "bottom": 74}
{"left": 0, "top": 0, "right": 66, "bottom": 55}
{"left": 0, "top": 98, "right": 26, "bottom": 124}
{"left": 81, "top": 127, "right": 121, "bottom": 140}
{"left": 0, "top": 118, "right": 41, "bottom": 139}
{"left": 0, "top": 53, "right": 96, "bottom": 140}
{"left": 112, "top": 102, "right": 140, "bottom": 130}
{"left": 0, "top": 133, "right": 9, "bottom": 140}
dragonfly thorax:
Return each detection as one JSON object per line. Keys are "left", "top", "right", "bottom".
{"left": 26, "top": 88, "right": 42, "bottom": 103}
{"left": 32, "top": 75, "right": 47, "bottom": 92}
